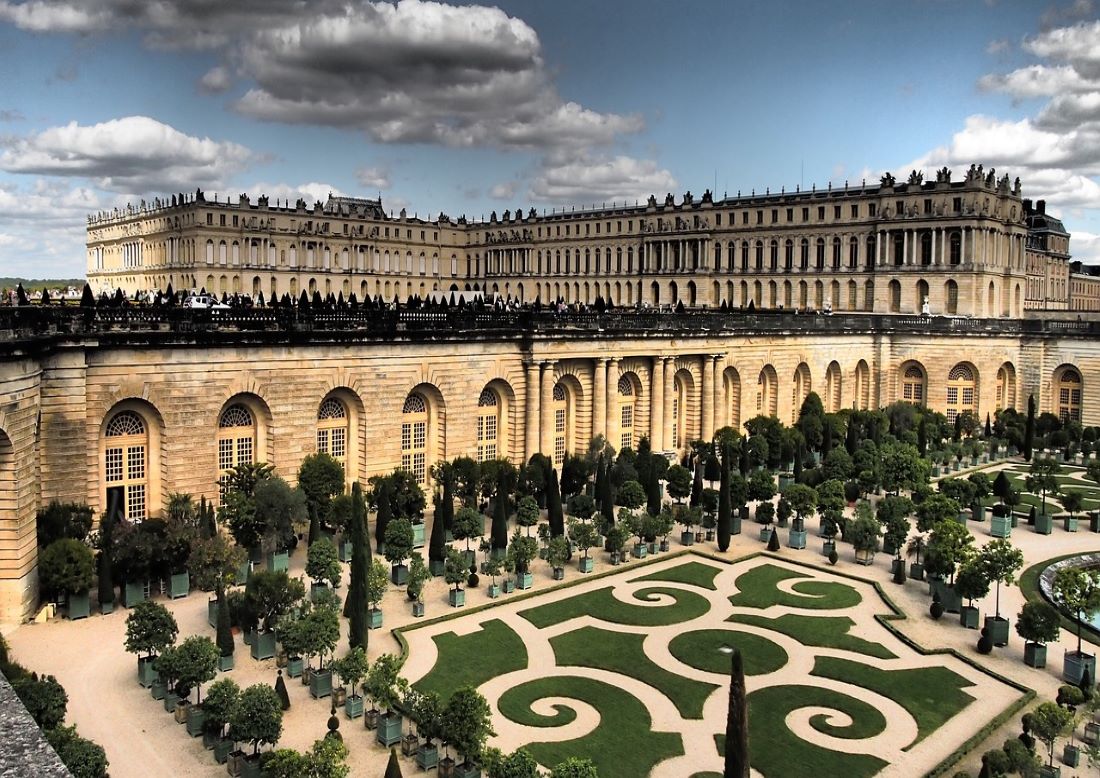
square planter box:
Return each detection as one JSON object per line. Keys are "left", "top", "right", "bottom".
{"left": 647, "top": 542, "right": 659, "bottom": 555}
{"left": 68, "top": 591, "right": 90, "bottom": 620}
{"left": 186, "top": 705, "right": 206, "bottom": 737}
{"left": 208, "top": 598, "right": 218, "bottom": 628}
{"left": 122, "top": 580, "right": 148, "bottom": 608}
{"left": 391, "top": 564, "right": 409, "bottom": 586}
{"left": 788, "top": 530, "right": 807, "bottom": 550}
{"left": 402, "top": 734, "right": 420, "bottom": 757}
{"left": 376, "top": 713, "right": 403, "bottom": 747}
{"left": 1064, "top": 744, "right": 1080, "bottom": 768}
{"left": 1024, "top": 642, "right": 1047, "bottom": 668}
{"left": 214, "top": 740, "right": 235, "bottom": 764}
{"left": 242, "top": 627, "right": 253, "bottom": 646}
{"left": 151, "top": 680, "right": 167, "bottom": 700}
{"left": 226, "top": 750, "right": 246, "bottom": 776}
{"left": 680, "top": 530, "right": 695, "bottom": 546}
{"left": 138, "top": 656, "right": 159, "bottom": 688}
{"left": 100, "top": 600, "right": 115, "bottom": 615}
{"left": 240, "top": 756, "right": 263, "bottom": 778}
{"left": 1090, "top": 513, "right": 1100, "bottom": 533}
{"left": 990, "top": 516, "right": 1012, "bottom": 538}
{"left": 930, "top": 579, "right": 962, "bottom": 613}
{"left": 488, "top": 583, "right": 501, "bottom": 599}
{"left": 955, "top": 511, "right": 969, "bottom": 525}
{"left": 578, "top": 558, "right": 594, "bottom": 573}
{"left": 218, "top": 654, "right": 234, "bottom": 672}
{"left": 265, "top": 550, "right": 289, "bottom": 573}
{"left": 449, "top": 589, "right": 466, "bottom": 608}
{"left": 235, "top": 560, "right": 251, "bottom": 585}
{"left": 1035, "top": 513, "right": 1054, "bottom": 535}
{"left": 1085, "top": 722, "right": 1100, "bottom": 746}
{"left": 368, "top": 608, "right": 383, "bottom": 629}
{"left": 959, "top": 606, "right": 980, "bottom": 629}
{"left": 310, "top": 581, "right": 330, "bottom": 603}
{"left": 364, "top": 708, "right": 380, "bottom": 730}
{"left": 1063, "top": 651, "right": 1097, "bottom": 685}
{"left": 169, "top": 571, "right": 190, "bottom": 599}
{"left": 502, "top": 579, "right": 516, "bottom": 594}
{"left": 609, "top": 551, "right": 622, "bottom": 566}
{"left": 417, "top": 744, "right": 440, "bottom": 771}
{"left": 286, "top": 656, "right": 304, "bottom": 678}
{"left": 174, "top": 701, "right": 191, "bottom": 724}
{"left": 821, "top": 539, "right": 836, "bottom": 558}
{"left": 411, "top": 521, "right": 426, "bottom": 549}
{"left": 412, "top": 602, "right": 425, "bottom": 617}
{"left": 345, "top": 694, "right": 364, "bottom": 719}
{"left": 659, "top": 539, "right": 670, "bottom": 553}
{"left": 516, "top": 572, "right": 533, "bottom": 590}
{"left": 310, "top": 669, "right": 333, "bottom": 699}
{"left": 855, "top": 549, "right": 875, "bottom": 566}
{"left": 552, "top": 567, "right": 565, "bottom": 581}
{"left": 250, "top": 630, "right": 277, "bottom": 661}
{"left": 633, "top": 543, "right": 648, "bottom": 559}
{"left": 909, "top": 562, "right": 925, "bottom": 581}
{"left": 985, "top": 616, "right": 1010, "bottom": 647}
{"left": 1064, "top": 516, "right": 1079, "bottom": 532}
{"left": 163, "top": 691, "right": 179, "bottom": 714}
{"left": 429, "top": 558, "right": 446, "bottom": 576}
{"left": 971, "top": 505, "right": 985, "bottom": 522}
{"left": 778, "top": 474, "right": 794, "bottom": 492}
{"left": 758, "top": 527, "right": 772, "bottom": 543}
{"left": 338, "top": 539, "right": 354, "bottom": 562}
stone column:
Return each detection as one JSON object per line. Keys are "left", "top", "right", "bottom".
{"left": 525, "top": 361, "right": 540, "bottom": 461}
{"left": 714, "top": 353, "right": 728, "bottom": 431}
{"left": 663, "top": 356, "right": 676, "bottom": 452}
{"left": 606, "top": 357, "right": 620, "bottom": 446}
{"left": 701, "top": 355, "right": 715, "bottom": 442}
{"left": 902, "top": 230, "right": 909, "bottom": 266}
{"left": 651, "top": 356, "right": 664, "bottom": 450}
{"left": 539, "top": 360, "right": 557, "bottom": 456}
{"left": 593, "top": 357, "right": 608, "bottom": 444}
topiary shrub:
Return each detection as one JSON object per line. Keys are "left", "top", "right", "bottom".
{"left": 930, "top": 593, "right": 944, "bottom": 620}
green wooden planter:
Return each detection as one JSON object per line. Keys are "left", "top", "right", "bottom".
{"left": 1035, "top": 513, "right": 1054, "bottom": 535}
{"left": 265, "top": 550, "right": 289, "bottom": 572}
{"left": 1090, "top": 513, "right": 1100, "bottom": 533}
{"left": 552, "top": 567, "right": 565, "bottom": 580}
{"left": 633, "top": 543, "right": 648, "bottom": 558}
{"left": 391, "top": 564, "right": 408, "bottom": 586}
{"left": 286, "top": 656, "right": 304, "bottom": 678}
{"left": 502, "top": 579, "right": 516, "bottom": 593}
{"left": 151, "top": 679, "right": 167, "bottom": 700}
{"left": 122, "top": 580, "right": 147, "bottom": 608}
{"left": 1063, "top": 651, "right": 1096, "bottom": 685}
{"left": 207, "top": 598, "right": 218, "bottom": 628}
{"left": 338, "top": 538, "right": 354, "bottom": 562}
{"left": 236, "top": 560, "right": 251, "bottom": 584}
{"left": 310, "top": 668, "right": 333, "bottom": 699}
{"left": 681, "top": 530, "right": 695, "bottom": 546}
{"left": 310, "top": 581, "right": 329, "bottom": 602}
{"left": 376, "top": 713, "right": 403, "bottom": 746}
{"left": 449, "top": 589, "right": 466, "bottom": 607}
{"left": 909, "top": 562, "right": 925, "bottom": 581}
{"left": 990, "top": 515, "right": 1012, "bottom": 538}
{"left": 100, "top": 599, "right": 114, "bottom": 615}
{"left": 788, "top": 529, "right": 807, "bottom": 549}
{"left": 1064, "top": 516, "right": 1079, "bottom": 532}
{"left": 515, "top": 572, "right": 532, "bottom": 590}
{"left": 758, "top": 527, "right": 772, "bottom": 542}
{"left": 345, "top": 694, "right": 364, "bottom": 719}
{"left": 971, "top": 505, "right": 985, "bottom": 522}
{"left": 138, "top": 656, "right": 159, "bottom": 688}
{"left": 821, "top": 539, "right": 836, "bottom": 557}
{"left": 417, "top": 744, "right": 439, "bottom": 770}
{"left": 411, "top": 522, "right": 426, "bottom": 549}
{"left": 1064, "top": 744, "right": 1080, "bottom": 768}
{"left": 1039, "top": 765, "right": 1061, "bottom": 778}
{"left": 163, "top": 691, "right": 179, "bottom": 713}
{"left": 959, "top": 606, "right": 980, "bottom": 629}
{"left": 68, "top": 591, "right": 90, "bottom": 620}
{"left": 488, "top": 583, "right": 501, "bottom": 599}
{"left": 578, "top": 558, "right": 594, "bottom": 573}
{"left": 218, "top": 654, "right": 234, "bottom": 672}
{"left": 929, "top": 579, "right": 962, "bottom": 613}
{"left": 213, "top": 740, "right": 235, "bottom": 764}
{"left": 412, "top": 601, "right": 425, "bottom": 617}
{"left": 240, "top": 755, "right": 263, "bottom": 778}
{"left": 429, "top": 558, "right": 446, "bottom": 576}
{"left": 186, "top": 705, "right": 206, "bottom": 737}
{"left": 250, "top": 630, "right": 277, "bottom": 661}
{"left": 454, "top": 762, "right": 482, "bottom": 778}
{"left": 202, "top": 729, "right": 218, "bottom": 750}
{"left": 169, "top": 571, "right": 190, "bottom": 599}
{"left": 985, "top": 616, "right": 1010, "bottom": 647}
{"left": 1024, "top": 643, "right": 1047, "bottom": 667}
{"left": 368, "top": 608, "right": 383, "bottom": 629}
{"left": 778, "top": 473, "right": 793, "bottom": 492}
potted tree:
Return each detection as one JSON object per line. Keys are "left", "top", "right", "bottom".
{"left": 412, "top": 690, "right": 444, "bottom": 770}
{"left": 333, "top": 646, "right": 368, "bottom": 719}
{"left": 953, "top": 559, "right": 989, "bottom": 630}
{"left": 305, "top": 537, "right": 341, "bottom": 602}
{"left": 367, "top": 558, "right": 389, "bottom": 628}
{"left": 568, "top": 515, "right": 597, "bottom": 573}
{"left": 484, "top": 552, "right": 504, "bottom": 597}
{"left": 1031, "top": 701, "right": 1075, "bottom": 778}
{"left": 785, "top": 484, "right": 816, "bottom": 551}
{"left": 368, "top": 654, "right": 409, "bottom": 747}
{"left": 188, "top": 533, "right": 246, "bottom": 670}
{"left": 1052, "top": 566, "right": 1100, "bottom": 684}
{"left": 155, "top": 644, "right": 182, "bottom": 713}
{"left": 775, "top": 496, "right": 792, "bottom": 530}
{"left": 755, "top": 502, "right": 775, "bottom": 542}
{"left": 654, "top": 507, "right": 675, "bottom": 553}
{"left": 278, "top": 614, "right": 306, "bottom": 679}
{"left": 924, "top": 520, "right": 974, "bottom": 614}
{"left": 305, "top": 599, "right": 340, "bottom": 699}
{"left": 547, "top": 535, "right": 570, "bottom": 581}
{"left": 907, "top": 536, "right": 926, "bottom": 581}
{"left": 229, "top": 683, "right": 284, "bottom": 778}
{"left": 979, "top": 539, "right": 1024, "bottom": 646}
{"left": 1062, "top": 490, "right": 1084, "bottom": 533}
{"left": 507, "top": 528, "right": 537, "bottom": 590}
{"left": 202, "top": 677, "right": 240, "bottom": 762}
{"left": 1028, "top": 457, "right": 1062, "bottom": 534}
{"left": 606, "top": 524, "right": 627, "bottom": 566}
{"left": 445, "top": 547, "right": 468, "bottom": 607}
{"left": 1017, "top": 601, "right": 1061, "bottom": 668}
{"left": 175, "top": 635, "right": 220, "bottom": 736}
{"left": 384, "top": 518, "right": 415, "bottom": 586}
{"left": 125, "top": 599, "right": 178, "bottom": 687}
{"left": 245, "top": 570, "right": 304, "bottom": 661}
{"left": 38, "top": 538, "right": 95, "bottom": 620}
{"left": 702, "top": 488, "right": 720, "bottom": 540}
{"left": 848, "top": 504, "right": 880, "bottom": 566}
{"left": 883, "top": 513, "right": 909, "bottom": 580}
{"left": 452, "top": 507, "right": 484, "bottom": 568}
{"left": 440, "top": 686, "right": 495, "bottom": 778}
{"left": 406, "top": 552, "right": 430, "bottom": 616}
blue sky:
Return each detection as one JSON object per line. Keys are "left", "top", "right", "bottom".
{"left": 1, "top": 0, "right": 1099, "bottom": 278}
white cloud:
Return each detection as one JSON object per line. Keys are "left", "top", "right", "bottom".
{"left": 985, "top": 38, "right": 1010, "bottom": 55}
{"left": 355, "top": 167, "right": 390, "bottom": 190}
{"left": 242, "top": 181, "right": 343, "bottom": 206}
{"left": 199, "top": 65, "right": 231, "bottom": 94}
{"left": 1070, "top": 229, "right": 1100, "bottom": 265}
{"left": 489, "top": 181, "right": 516, "bottom": 199}
{"left": 529, "top": 154, "right": 677, "bottom": 205}
{"left": 0, "top": 115, "right": 257, "bottom": 192}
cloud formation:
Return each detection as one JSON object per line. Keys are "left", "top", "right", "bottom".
{"left": 529, "top": 153, "right": 677, "bottom": 205}
{"left": 0, "top": 115, "right": 256, "bottom": 192}
{"left": 355, "top": 167, "right": 391, "bottom": 190}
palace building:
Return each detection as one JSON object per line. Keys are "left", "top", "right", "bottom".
{"left": 0, "top": 165, "right": 1097, "bottom": 624}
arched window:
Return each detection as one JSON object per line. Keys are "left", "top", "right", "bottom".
{"left": 832, "top": 237, "right": 841, "bottom": 269}
{"left": 105, "top": 411, "right": 147, "bottom": 522}
{"left": 784, "top": 239, "right": 793, "bottom": 270}
{"left": 617, "top": 375, "right": 636, "bottom": 452}
{"left": 317, "top": 397, "right": 348, "bottom": 467}
{"left": 553, "top": 384, "right": 568, "bottom": 467}
{"left": 816, "top": 238, "right": 825, "bottom": 269}
{"left": 854, "top": 360, "right": 870, "bottom": 410}
{"left": 218, "top": 404, "right": 255, "bottom": 492}
{"left": 996, "top": 364, "right": 1016, "bottom": 411}
{"left": 401, "top": 393, "right": 429, "bottom": 484}
{"left": 1055, "top": 368, "right": 1082, "bottom": 422}
{"left": 825, "top": 361, "right": 842, "bottom": 413}
{"left": 901, "top": 364, "right": 925, "bottom": 405}
{"left": 476, "top": 389, "right": 500, "bottom": 463}
{"left": 849, "top": 237, "right": 859, "bottom": 269}
{"left": 946, "top": 364, "right": 977, "bottom": 424}
{"left": 769, "top": 239, "right": 778, "bottom": 270}
{"left": 754, "top": 240, "right": 764, "bottom": 270}
{"left": 725, "top": 368, "right": 741, "bottom": 430}
{"left": 673, "top": 376, "right": 688, "bottom": 450}
{"left": 792, "top": 363, "right": 811, "bottom": 423}
{"left": 800, "top": 239, "right": 809, "bottom": 270}
{"left": 889, "top": 280, "right": 901, "bottom": 312}
{"left": 757, "top": 366, "right": 778, "bottom": 418}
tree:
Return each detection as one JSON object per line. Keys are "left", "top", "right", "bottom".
{"left": 924, "top": 520, "right": 974, "bottom": 585}
{"left": 407, "top": 552, "right": 430, "bottom": 603}
{"left": 346, "top": 482, "right": 370, "bottom": 651}
{"left": 506, "top": 529, "right": 538, "bottom": 575}
{"left": 37, "top": 539, "right": 95, "bottom": 599}
{"left": 484, "top": 747, "right": 541, "bottom": 778}
{"left": 246, "top": 570, "right": 305, "bottom": 632}
{"left": 1062, "top": 489, "right": 1084, "bottom": 519}
{"left": 725, "top": 648, "right": 749, "bottom": 778}
{"left": 366, "top": 559, "right": 389, "bottom": 612}
{"left": 366, "top": 653, "right": 408, "bottom": 715}
{"left": 665, "top": 464, "right": 692, "bottom": 504}
{"left": 189, "top": 533, "right": 246, "bottom": 595}
{"left": 12, "top": 673, "right": 67, "bottom": 730}
{"left": 444, "top": 547, "right": 468, "bottom": 592}
{"left": 1016, "top": 601, "right": 1061, "bottom": 647}
{"left": 298, "top": 452, "right": 345, "bottom": 540}
{"left": 547, "top": 468, "right": 565, "bottom": 536}
{"left": 1026, "top": 457, "right": 1062, "bottom": 516}
{"left": 35, "top": 501, "right": 94, "bottom": 549}
{"left": 384, "top": 747, "right": 403, "bottom": 778}
{"left": 96, "top": 509, "right": 116, "bottom": 609}
{"left": 515, "top": 496, "right": 539, "bottom": 536}
{"left": 954, "top": 559, "right": 990, "bottom": 608}
{"left": 549, "top": 758, "right": 599, "bottom": 778}
{"left": 374, "top": 478, "right": 394, "bottom": 551}
{"left": 978, "top": 539, "right": 1024, "bottom": 620}
{"left": 547, "top": 535, "right": 570, "bottom": 571}
{"left": 747, "top": 468, "right": 776, "bottom": 505}
{"left": 231, "top": 683, "right": 284, "bottom": 755}
{"left": 443, "top": 686, "right": 496, "bottom": 766}
{"left": 1052, "top": 566, "right": 1100, "bottom": 655}
{"left": 384, "top": 518, "right": 415, "bottom": 575}
{"left": 253, "top": 475, "right": 307, "bottom": 551}
{"left": 491, "top": 471, "right": 510, "bottom": 553}
{"left": 847, "top": 507, "right": 880, "bottom": 556}
{"left": 617, "top": 480, "right": 645, "bottom": 512}
{"left": 216, "top": 593, "right": 234, "bottom": 659}
{"left": 306, "top": 536, "right": 342, "bottom": 588}
{"left": 124, "top": 600, "right": 178, "bottom": 659}
{"left": 45, "top": 725, "right": 108, "bottom": 778}
{"left": 1030, "top": 701, "right": 1074, "bottom": 768}
{"left": 174, "top": 635, "right": 220, "bottom": 703}
{"left": 784, "top": 484, "right": 817, "bottom": 526}
{"left": 452, "top": 507, "right": 484, "bottom": 553}
{"left": 879, "top": 441, "right": 927, "bottom": 495}
{"left": 567, "top": 516, "right": 597, "bottom": 561}
{"left": 916, "top": 494, "right": 961, "bottom": 533}
{"left": 1024, "top": 394, "right": 1035, "bottom": 461}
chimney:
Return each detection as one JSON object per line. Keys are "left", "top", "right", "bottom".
{"left": 1022, "top": 198, "right": 1032, "bottom": 212}
{"left": 1037, "top": 199, "right": 1046, "bottom": 214}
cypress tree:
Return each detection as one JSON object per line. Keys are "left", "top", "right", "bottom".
{"left": 646, "top": 464, "right": 662, "bottom": 516}
{"left": 917, "top": 416, "right": 928, "bottom": 457}
{"left": 599, "top": 456, "right": 614, "bottom": 524}
{"left": 374, "top": 479, "right": 393, "bottom": 553}
{"left": 547, "top": 468, "right": 565, "bottom": 537}
{"left": 97, "top": 508, "right": 116, "bottom": 609}
{"left": 725, "top": 648, "right": 750, "bottom": 778}
{"left": 429, "top": 479, "right": 449, "bottom": 572}
{"left": 385, "top": 747, "right": 404, "bottom": 778}
{"left": 690, "top": 461, "right": 704, "bottom": 508}
{"left": 307, "top": 508, "right": 320, "bottom": 546}
{"left": 766, "top": 528, "right": 780, "bottom": 552}
{"left": 274, "top": 669, "right": 290, "bottom": 711}
{"left": 984, "top": 413, "right": 992, "bottom": 438}
{"left": 216, "top": 587, "right": 234, "bottom": 659}
{"left": 346, "top": 482, "right": 369, "bottom": 650}
{"left": 1024, "top": 394, "right": 1036, "bottom": 461}
{"left": 718, "top": 441, "right": 732, "bottom": 552}
{"left": 739, "top": 438, "right": 750, "bottom": 477}
{"left": 793, "top": 440, "right": 803, "bottom": 481}
{"left": 822, "top": 421, "right": 833, "bottom": 458}
{"left": 491, "top": 471, "right": 508, "bottom": 554}
{"left": 845, "top": 416, "right": 859, "bottom": 455}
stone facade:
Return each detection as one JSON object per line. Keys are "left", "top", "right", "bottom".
{"left": 0, "top": 306, "right": 1096, "bottom": 624}
{"left": 87, "top": 166, "right": 1064, "bottom": 319}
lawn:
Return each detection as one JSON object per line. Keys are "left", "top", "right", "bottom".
{"left": 412, "top": 618, "right": 528, "bottom": 701}
{"left": 727, "top": 613, "right": 895, "bottom": 660}
{"left": 668, "top": 628, "right": 788, "bottom": 676}
{"left": 728, "top": 563, "right": 862, "bottom": 610}
{"left": 519, "top": 584, "right": 711, "bottom": 629}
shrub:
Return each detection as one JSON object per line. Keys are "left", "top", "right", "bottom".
{"left": 46, "top": 725, "right": 108, "bottom": 778}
